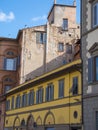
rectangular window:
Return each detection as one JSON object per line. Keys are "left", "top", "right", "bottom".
{"left": 93, "top": 3, "right": 98, "bottom": 27}
{"left": 58, "top": 43, "right": 64, "bottom": 52}
{"left": 66, "top": 44, "right": 72, "bottom": 54}
{"left": 16, "top": 95, "right": 21, "bottom": 108}
{"left": 46, "top": 84, "right": 54, "bottom": 101}
{"left": 5, "top": 85, "right": 11, "bottom": 93}
{"left": 6, "top": 100, "right": 10, "bottom": 111}
{"left": 63, "top": 19, "right": 68, "bottom": 30}
{"left": 22, "top": 93, "right": 27, "bottom": 107}
{"left": 4, "top": 58, "right": 17, "bottom": 71}
{"left": 28, "top": 90, "right": 34, "bottom": 105}
{"left": 11, "top": 96, "right": 14, "bottom": 109}
{"left": 58, "top": 79, "right": 64, "bottom": 98}
{"left": 36, "top": 32, "right": 47, "bottom": 44}
{"left": 96, "top": 111, "right": 98, "bottom": 130}
{"left": 88, "top": 56, "right": 98, "bottom": 83}
{"left": 36, "top": 88, "right": 43, "bottom": 104}
{"left": 72, "top": 77, "right": 78, "bottom": 95}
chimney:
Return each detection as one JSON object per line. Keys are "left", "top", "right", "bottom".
{"left": 54, "top": 0, "right": 56, "bottom": 4}
{"left": 73, "top": 0, "right": 76, "bottom": 6}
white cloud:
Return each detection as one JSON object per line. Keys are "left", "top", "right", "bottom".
{"left": 0, "top": 11, "right": 15, "bottom": 22}
{"left": 32, "top": 15, "right": 47, "bottom": 22}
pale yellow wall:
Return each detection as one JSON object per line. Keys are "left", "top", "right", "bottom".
{"left": 5, "top": 68, "right": 82, "bottom": 128}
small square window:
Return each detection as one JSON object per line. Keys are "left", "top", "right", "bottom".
{"left": 58, "top": 43, "right": 64, "bottom": 52}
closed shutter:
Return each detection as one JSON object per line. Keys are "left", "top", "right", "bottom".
{"left": 28, "top": 93, "right": 30, "bottom": 106}
{"left": 88, "top": 58, "right": 94, "bottom": 83}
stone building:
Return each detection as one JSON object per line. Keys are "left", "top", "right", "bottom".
{"left": 81, "top": 0, "right": 98, "bottom": 130}
{"left": 17, "top": 3, "right": 80, "bottom": 84}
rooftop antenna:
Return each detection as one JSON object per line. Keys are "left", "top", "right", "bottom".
{"left": 73, "top": 0, "right": 76, "bottom": 6}
{"left": 54, "top": 0, "right": 56, "bottom": 4}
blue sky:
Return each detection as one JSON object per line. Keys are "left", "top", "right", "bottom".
{"left": 0, "top": 0, "right": 80, "bottom": 38}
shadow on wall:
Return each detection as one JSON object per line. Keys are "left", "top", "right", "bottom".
{"left": 25, "top": 39, "right": 80, "bottom": 82}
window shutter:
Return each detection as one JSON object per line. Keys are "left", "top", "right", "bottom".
{"left": 73, "top": 77, "right": 78, "bottom": 95}
{"left": 32, "top": 91, "right": 34, "bottom": 105}
{"left": 50, "top": 85, "right": 54, "bottom": 100}
{"left": 36, "top": 91, "right": 38, "bottom": 104}
{"left": 40, "top": 88, "right": 43, "bottom": 103}
{"left": 88, "top": 58, "right": 94, "bottom": 83}
{"left": 43, "top": 33, "right": 46, "bottom": 44}
{"left": 28, "top": 93, "right": 30, "bottom": 106}
{"left": 13, "top": 58, "right": 17, "bottom": 70}
{"left": 45, "top": 87, "right": 48, "bottom": 101}
{"left": 4, "top": 58, "right": 6, "bottom": 70}
{"left": 36, "top": 32, "right": 40, "bottom": 43}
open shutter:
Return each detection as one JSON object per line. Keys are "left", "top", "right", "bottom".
{"left": 88, "top": 58, "right": 94, "bottom": 83}
{"left": 4, "top": 58, "right": 6, "bottom": 70}
{"left": 36, "top": 32, "right": 40, "bottom": 43}
{"left": 36, "top": 91, "right": 38, "bottom": 104}
{"left": 45, "top": 87, "right": 48, "bottom": 101}
{"left": 13, "top": 58, "right": 17, "bottom": 70}
{"left": 43, "top": 33, "right": 47, "bottom": 44}
{"left": 50, "top": 84, "right": 54, "bottom": 100}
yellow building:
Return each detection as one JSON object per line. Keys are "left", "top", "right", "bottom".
{"left": 4, "top": 59, "right": 82, "bottom": 130}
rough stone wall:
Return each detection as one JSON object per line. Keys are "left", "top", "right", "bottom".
{"left": 19, "top": 5, "right": 80, "bottom": 83}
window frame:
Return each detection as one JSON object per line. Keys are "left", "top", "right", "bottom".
{"left": 62, "top": 19, "right": 68, "bottom": 30}
{"left": 92, "top": 2, "right": 98, "bottom": 28}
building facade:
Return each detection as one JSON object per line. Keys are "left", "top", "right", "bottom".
{"left": 4, "top": 59, "right": 82, "bottom": 130}
{"left": 81, "top": 0, "right": 98, "bottom": 129}
{"left": 0, "top": 38, "right": 19, "bottom": 130}
{"left": 0, "top": 2, "right": 80, "bottom": 130}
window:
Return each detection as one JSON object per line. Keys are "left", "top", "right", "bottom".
{"left": 46, "top": 84, "right": 54, "bottom": 101}
{"left": 88, "top": 56, "right": 98, "bottom": 83}
{"left": 28, "top": 90, "right": 34, "bottom": 105}
{"left": 66, "top": 44, "right": 72, "bottom": 54}
{"left": 36, "top": 32, "right": 47, "bottom": 44}
{"left": 4, "top": 58, "right": 17, "bottom": 71}
{"left": 93, "top": 2, "right": 98, "bottom": 27}
{"left": 36, "top": 88, "right": 43, "bottom": 104}
{"left": 62, "top": 19, "right": 68, "bottom": 30}
{"left": 58, "top": 79, "right": 64, "bottom": 98}
{"left": 6, "top": 100, "right": 10, "bottom": 111}
{"left": 11, "top": 96, "right": 14, "bottom": 109}
{"left": 22, "top": 93, "right": 27, "bottom": 107}
{"left": 72, "top": 77, "right": 78, "bottom": 95}
{"left": 96, "top": 111, "right": 98, "bottom": 130}
{"left": 5, "top": 85, "right": 11, "bottom": 93}
{"left": 58, "top": 43, "right": 64, "bottom": 52}
{"left": 16, "top": 95, "right": 21, "bottom": 108}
